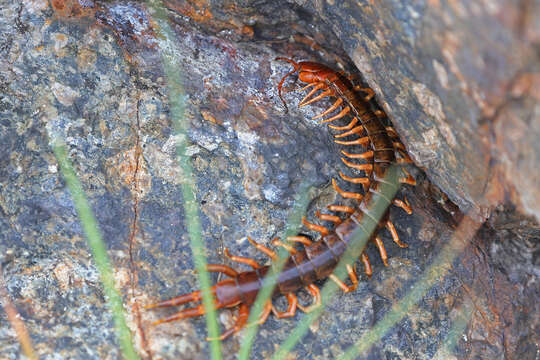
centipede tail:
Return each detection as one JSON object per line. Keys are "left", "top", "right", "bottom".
{"left": 146, "top": 57, "right": 416, "bottom": 340}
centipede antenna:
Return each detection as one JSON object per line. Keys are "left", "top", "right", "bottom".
{"left": 275, "top": 57, "right": 301, "bottom": 113}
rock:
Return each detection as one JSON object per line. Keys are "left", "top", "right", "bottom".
{"left": 0, "top": 1, "right": 537, "bottom": 360}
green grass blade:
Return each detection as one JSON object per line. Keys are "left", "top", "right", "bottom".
{"left": 436, "top": 299, "right": 473, "bottom": 358}
{"left": 52, "top": 142, "right": 139, "bottom": 360}
{"left": 336, "top": 215, "right": 481, "bottom": 360}
{"left": 145, "top": 1, "right": 222, "bottom": 358}
{"left": 271, "top": 165, "right": 402, "bottom": 360}
{"left": 237, "top": 181, "right": 313, "bottom": 360}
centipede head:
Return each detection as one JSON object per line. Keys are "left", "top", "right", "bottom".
{"left": 275, "top": 57, "right": 301, "bottom": 113}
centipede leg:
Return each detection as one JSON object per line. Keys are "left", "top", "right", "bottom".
{"left": 341, "top": 157, "right": 373, "bottom": 172}
{"left": 316, "top": 210, "right": 342, "bottom": 224}
{"left": 299, "top": 89, "right": 333, "bottom": 107}
{"left": 302, "top": 216, "right": 330, "bottom": 236}
{"left": 374, "top": 110, "right": 386, "bottom": 118}
{"left": 145, "top": 287, "right": 211, "bottom": 309}
{"left": 341, "top": 150, "right": 373, "bottom": 159}
{"left": 297, "top": 284, "right": 321, "bottom": 313}
{"left": 254, "top": 301, "right": 273, "bottom": 325}
{"left": 247, "top": 236, "right": 277, "bottom": 260}
{"left": 393, "top": 197, "right": 412, "bottom": 214}
{"left": 207, "top": 303, "right": 249, "bottom": 341}
{"left": 397, "top": 157, "right": 414, "bottom": 164}
{"left": 334, "top": 125, "right": 365, "bottom": 138}
{"left": 298, "top": 82, "right": 321, "bottom": 92}
{"left": 361, "top": 253, "right": 373, "bottom": 277}
{"left": 374, "top": 236, "right": 389, "bottom": 266}
{"left": 386, "top": 220, "right": 408, "bottom": 248}
{"left": 353, "top": 86, "right": 375, "bottom": 101}
{"left": 346, "top": 264, "right": 358, "bottom": 291}
{"left": 299, "top": 83, "right": 326, "bottom": 105}
{"left": 206, "top": 264, "right": 239, "bottom": 278}
{"left": 329, "top": 116, "right": 359, "bottom": 130}
{"left": 327, "top": 204, "right": 355, "bottom": 214}
{"left": 312, "top": 98, "right": 343, "bottom": 120}
{"left": 224, "top": 248, "right": 261, "bottom": 269}
{"left": 272, "top": 293, "right": 298, "bottom": 318}
{"left": 332, "top": 178, "right": 364, "bottom": 201}
{"left": 399, "top": 168, "right": 416, "bottom": 186}
{"left": 393, "top": 141, "right": 406, "bottom": 151}
{"left": 287, "top": 235, "right": 313, "bottom": 246}
{"left": 318, "top": 106, "right": 351, "bottom": 124}
{"left": 271, "top": 238, "right": 297, "bottom": 254}
{"left": 338, "top": 170, "right": 370, "bottom": 192}
{"left": 342, "top": 72, "right": 359, "bottom": 83}
{"left": 335, "top": 136, "right": 370, "bottom": 146}
{"left": 153, "top": 304, "right": 206, "bottom": 326}
{"left": 329, "top": 272, "right": 356, "bottom": 293}
{"left": 386, "top": 126, "right": 399, "bottom": 138}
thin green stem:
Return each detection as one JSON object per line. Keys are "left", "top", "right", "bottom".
{"left": 336, "top": 215, "right": 481, "bottom": 360}
{"left": 52, "top": 143, "right": 139, "bottom": 360}
{"left": 237, "top": 182, "right": 312, "bottom": 360}
{"left": 145, "top": 1, "right": 222, "bottom": 358}
{"left": 437, "top": 299, "right": 472, "bottom": 357}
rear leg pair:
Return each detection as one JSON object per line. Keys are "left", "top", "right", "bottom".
{"left": 220, "top": 237, "right": 323, "bottom": 327}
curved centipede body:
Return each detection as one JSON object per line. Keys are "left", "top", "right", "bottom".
{"left": 145, "top": 58, "right": 416, "bottom": 340}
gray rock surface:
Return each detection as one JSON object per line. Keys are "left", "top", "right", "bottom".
{"left": 0, "top": 1, "right": 537, "bottom": 360}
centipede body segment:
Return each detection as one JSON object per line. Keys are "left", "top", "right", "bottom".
{"left": 146, "top": 57, "right": 416, "bottom": 340}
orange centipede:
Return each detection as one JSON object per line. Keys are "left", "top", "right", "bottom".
{"left": 145, "top": 57, "right": 416, "bottom": 340}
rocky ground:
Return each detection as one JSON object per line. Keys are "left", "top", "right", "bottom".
{"left": 0, "top": 1, "right": 538, "bottom": 359}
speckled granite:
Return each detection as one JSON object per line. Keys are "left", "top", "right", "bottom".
{"left": 0, "top": 1, "right": 537, "bottom": 360}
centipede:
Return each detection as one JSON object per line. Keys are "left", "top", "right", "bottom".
{"left": 145, "top": 57, "right": 416, "bottom": 340}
